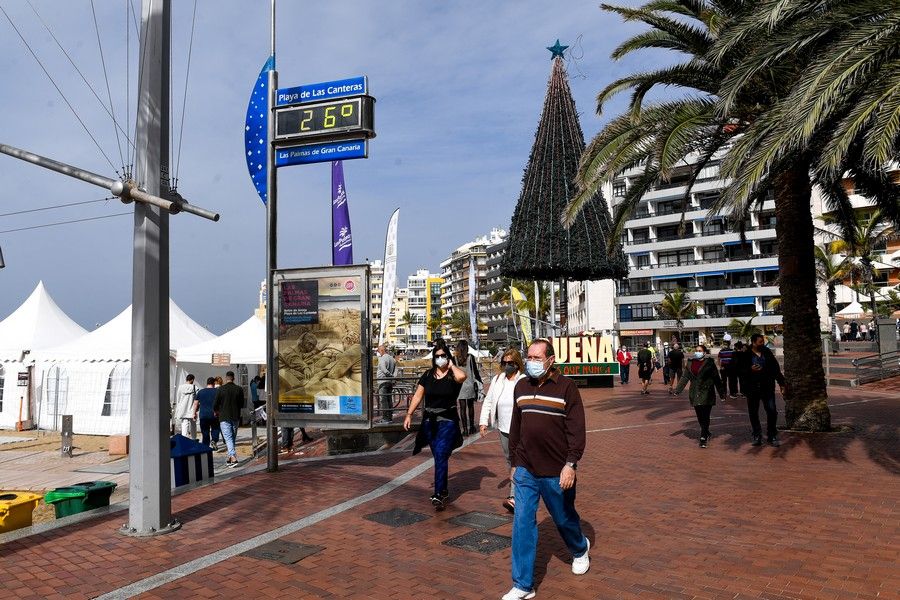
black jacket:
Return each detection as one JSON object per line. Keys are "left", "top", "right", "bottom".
{"left": 214, "top": 382, "right": 245, "bottom": 422}
{"left": 744, "top": 347, "right": 785, "bottom": 396}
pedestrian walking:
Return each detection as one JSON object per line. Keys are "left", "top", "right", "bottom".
{"left": 674, "top": 344, "right": 725, "bottom": 448}
{"left": 732, "top": 341, "right": 750, "bottom": 397}
{"left": 214, "top": 370, "right": 245, "bottom": 467}
{"left": 667, "top": 343, "right": 684, "bottom": 395}
{"left": 503, "top": 339, "right": 589, "bottom": 600}
{"left": 197, "top": 377, "right": 221, "bottom": 450}
{"left": 616, "top": 345, "right": 632, "bottom": 384}
{"left": 174, "top": 374, "right": 199, "bottom": 440}
{"left": 842, "top": 322, "right": 850, "bottom": 342}
{"left": 479, "top": 348, "right": 526, "bottom": 513}
{"left": 249, "top": 375, "right": 263, "bottom": 410}
{"left": 743, "top": 333, "right": 785, "bottom": 447}
{"left": 375, "top": 344, "right": 397, "bottom": 424}
{"left": 637, "top": 342, "right": 654, "bottom": 395}
{"left": 850, "top": 320, "right": 859, "bottom": 340}
{"left": 717, "top": 341, "right": 737, "bottom": 398}
{"left": 662, "top": 342, "right": 671, "bottom": 386}
{"left": 403, "top": 340, "right": 467, "bottom": 510}
{"left": 454, "top": 340, "right": 482, "bottom": 436}
{"left": 859, "top": 322, "right": 868, "bottom": 341}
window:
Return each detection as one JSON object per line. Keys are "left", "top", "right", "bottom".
{"left": 656, "top": 224, "right": 683, "bottom": 241}
{"left": 633, "top": 204, "right": 650, "bottom": 218}
{"left": 632, "top": 228, "right": 650, "bottom": 244}
{"left": 702, "top": 219, "right": 725, "bottom": 235}
{"left": 631, "top": 278, "right": 652, "bottom": 293}
{"left": 658, "top": 278, "right": 692, "bottom": 292}
{"left": 657, "top": 249, "right": 694, "bottom": 267}
{"left": 635, "top": 254, "right": 651, "bottom": 269}
{"left": 700, "top": 275, "right": 727, "bottom": 290}
{"left": 705, "top": 301, "right": 725, "bottom": 317}
{"left": 759, "top": 240, "right": 777, "bottom": 255}
{"left": 656, "top": 201, "right": 683, "bottom": 216}
{"left": 697, "top": 161, "right": 720, "bottom": 181}
{"left": 702, "top": 247, "right": 725, "bottom": 261}
{"left": 726, "top": 243, "right": 752, "bottom": 260}
{"left": 44, "top": 364, "right": 69, "bottom": 430}
{"left": 758, "top": 270, "right": 779, "bottom": 285}
{"left": 613, "top": 180, "right": 627, "bottom": 197}
{"left": 620, "top": 303, "right": 655, "bottom": 321}
{"left": 730, "top": 272, "right": 755, "bottom": 287}
{"left": 697, "top": 192, "right": 719, "bottom": 210}
{"left": 759, "top": 213, "right": 776, "bottom": 229}
{"left": 872, "top": 271, "right": 889, "bottom": 286}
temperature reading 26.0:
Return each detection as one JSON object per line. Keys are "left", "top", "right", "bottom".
{"left": 275, "top": 96, "right": 375, "bottom": 142}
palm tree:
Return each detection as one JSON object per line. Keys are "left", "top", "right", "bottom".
{"left": 728, "top": 316, "right": 760, "bottom": 340}
{"left": 710, "top": 0, "right": 900, "bottom": 229}
{"left": 822, "top": 210, "right": 896, "bottom": 319}
{"left": 399, "top": 310, "right": 414, "bottom": 346}
{"left": 656, "top": 287, "right": 697, "bottom": 341}
{"left": 564, "top": 0, "right": 833, "bottom": 431}
{"left": 427, "top": 310, "right": 444, "bottom": 342}
{"left": 814, "top": 243, "right": 851, "bottom": 331}
{"left": 447, "top": 311, "right": 472, "bottom": 339}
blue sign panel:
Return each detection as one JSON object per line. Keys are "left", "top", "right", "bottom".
{"left": 275, "top": 139, "right": 367, "bottom": 167}
{"left": 276, "top": 76, "right": 367, "bottom": 107}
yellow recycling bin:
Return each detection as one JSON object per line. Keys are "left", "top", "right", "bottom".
{"left": 0, "top": 492, "right": 43, "bottom": 533}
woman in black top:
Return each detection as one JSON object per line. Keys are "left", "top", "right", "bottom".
{"left": 403, "top": 339, "right": 467, "bottom": 509}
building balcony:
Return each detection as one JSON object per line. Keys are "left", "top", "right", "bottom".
{"left": 627, "top": 254, "right": 778, "bottom": 278}
{"left": 616, "top": 313, "right": 783, "bottom": 331}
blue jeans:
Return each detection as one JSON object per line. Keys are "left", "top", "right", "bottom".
{"left": 423, "top": 419, "right": 456, "bottom": 496}
{"left": 220, "top": 420, "right": 238, "bottom": 458}
{"left": 199, "top": 417, "right": 220, "bottom": 447}
{"left": 512, "top": 466, "right": 588, "bottom": 592}
{"left": 620, "top": 364, "right": 629, "bottom": 383}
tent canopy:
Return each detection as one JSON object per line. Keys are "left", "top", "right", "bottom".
{"left": 34, "top": 300, "right": 214, "bottom": 362}
{"left": 175, "top": 314, "right": 265, "bottom": 365}
{"left": 836, "top": 301, "right": 870, "bottom": 318}
{"left": 0, "top": 281, "right": 87, "bottom": 361}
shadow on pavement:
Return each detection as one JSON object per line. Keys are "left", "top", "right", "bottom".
{"left": 532, "top": 517, "right": 595, "bottom": 591}
{"left": 448, "top": 465, "right": 496, "bottom": 501}
{"left": 665, "top": 396, "right": 899, "bottom": 474}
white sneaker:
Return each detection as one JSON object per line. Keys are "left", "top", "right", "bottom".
{"left": 501, "top": 588, "right": 536, "bottom": 600}
{"left": 572, "top": 538, "right": 590, "bottom": 575}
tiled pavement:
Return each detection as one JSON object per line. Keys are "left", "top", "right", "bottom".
{"left": 0, "top": 383, "right": 897, "bottom": 600}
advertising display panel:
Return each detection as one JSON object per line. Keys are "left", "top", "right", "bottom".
{"left": 551, "top": 335, "right": 619, "bottom": 388}
{"left": 274, "top": 265, "right": 371, "bottom": 428}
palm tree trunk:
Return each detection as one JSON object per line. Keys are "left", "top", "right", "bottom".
{"left": 774, "top": 165, "right": 831, "bottom": 431}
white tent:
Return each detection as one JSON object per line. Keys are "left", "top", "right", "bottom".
{"left": 836, "top": 301, "right": 869, "bottom": 319}
{"left": 0, "top": 282, "right": 86, "bottom": 428}
{"left": 31, "top": 300, "right": 215, "bottom": 435}
{"left": 175, "top": 314, "right": 266, "bottom": 365}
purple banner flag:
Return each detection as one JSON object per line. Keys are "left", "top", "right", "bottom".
{"left": 331, "top": 160, "right": 354, "bottom": 266}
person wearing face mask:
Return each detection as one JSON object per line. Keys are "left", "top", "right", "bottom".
{"left": 503, "top": 339, "right": 589, "bottom": 600}
{"left": 674, "top": 344, "right": 725, "bottom": 448}
{"left": 479, "top": 348, "right": 526, "bottom": 513}
{"left": 374, "top": 344, "right": 397, "bottom": 425}
{"left": 744, "top": 333, "right": 785, "bottom": 447}
{"left": 404, "top": 339, "right": 467, "bottom": 510}
{"left": 455, "top": 340, "right": 483, "bottom": 436}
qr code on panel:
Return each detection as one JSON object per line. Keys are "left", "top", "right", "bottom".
{"left": 316, "top": 397, "right": 339, "bottom": 413}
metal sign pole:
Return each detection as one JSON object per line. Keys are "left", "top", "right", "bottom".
{"left": 265, "top": 0, "right": 279, "bottom": 473}
{"left": 123, "top": 0, "right": 179, "bottom": 536}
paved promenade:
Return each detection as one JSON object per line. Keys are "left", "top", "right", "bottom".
{"left": 0, "top": 383, "right": 896, "bottom": 600}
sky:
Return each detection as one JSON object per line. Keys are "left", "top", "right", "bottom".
{"left": 0, "top": 0, "right": 663, "bottom": 333}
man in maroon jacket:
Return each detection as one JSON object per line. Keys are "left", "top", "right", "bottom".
{"left": 502, "top": 339, "right": 590, "bottom": 600}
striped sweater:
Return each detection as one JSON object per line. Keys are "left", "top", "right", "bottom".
{"left": 508, "top": 370, "right": 586, "bottom": 477}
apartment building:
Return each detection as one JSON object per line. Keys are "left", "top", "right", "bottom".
{"left": 610, "top": 158, "right": 782, "bottom": 347}
{"left": 483, "top": 238, "right": 513, "bottom": 346}
{"left": 369, "top": 259, "right": 384, "bottom": 336}
{"left": 383, "top": 287, "right": 408, "bottom": 348}
{"left": 404, "top": 269, "right": 443, "bottom": 350}
{"left": 440, "top": 228, "right": 508, "bottom": 345}
{"left": 426, "top": 274, "right": 444, "bottom": 344}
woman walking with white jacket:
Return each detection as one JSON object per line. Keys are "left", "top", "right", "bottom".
{"left": 479, "top": 348, "right": 525, "bottom": 513}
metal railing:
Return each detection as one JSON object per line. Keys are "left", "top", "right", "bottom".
{"left": 853, "top": 350, "right": 900, "bottom": 385}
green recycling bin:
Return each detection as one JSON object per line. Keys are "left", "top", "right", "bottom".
{"left": 43, "top": 481, "right": 117, "bottom": 518}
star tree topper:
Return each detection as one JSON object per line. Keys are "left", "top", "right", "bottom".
{"left": 547, "top": 39, "right": 568, "bottom": 59}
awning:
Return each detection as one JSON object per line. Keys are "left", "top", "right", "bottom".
{"left": 696, "top": 271, "right": 725, "bottom": 277}
{"left": 755, "top": 266, "right": 779, "bottom": 272}
{"left": 630, "top": 251, "right": 650, "bottom": 256}
{"left": 652, "top": 274, "right": 693, "bottom": 280}
{"left": 725, "top": 297, "right": 756, "bottom": 306}
{"left": 725, "top": 269, "right": 753, "bottom": 274}
{"left": 722, "top": 240, "right": 751, "bottom": 246}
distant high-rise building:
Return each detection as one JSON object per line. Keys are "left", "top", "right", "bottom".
{"left": 369, "top": 259, "right": 384, "bottom": 339}
{"left": 440, "top": 228, "right": 508, "bottom": 345}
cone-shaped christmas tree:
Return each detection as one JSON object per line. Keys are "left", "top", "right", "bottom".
{"left": 501, "top": 45, "right": 627, "bottom": 281}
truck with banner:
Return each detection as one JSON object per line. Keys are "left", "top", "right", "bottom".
{"left": 273, "top": 265, "right": 372, "bottom": 428}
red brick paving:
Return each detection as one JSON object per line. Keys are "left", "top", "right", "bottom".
{"left": 0, "top": 383, "right": 897, "bottom": 600}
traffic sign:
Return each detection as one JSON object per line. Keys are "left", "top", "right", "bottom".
{"left": 275, "top": 139, "right": 368, "bottom": 167}
{"left": 276, "top": 76, "right": 367, "bottom": 107}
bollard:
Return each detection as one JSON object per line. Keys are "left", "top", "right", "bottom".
{"left": 61, "top": 415, "right": 73, "bottom": 458}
